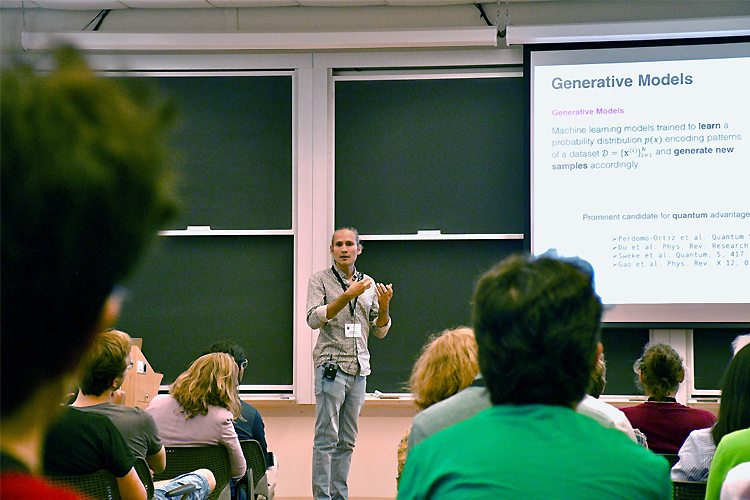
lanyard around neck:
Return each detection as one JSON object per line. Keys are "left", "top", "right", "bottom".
{"left": 331, "top": 265, "right": 358, "bottom": 318}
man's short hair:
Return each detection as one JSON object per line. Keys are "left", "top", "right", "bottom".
{"left": 78, "top": 330, "right": 133, "bottom": 397}
{"left": 1, "top": 47, "right": 178, "bottom": 417}
{"left": 472, "top": 253, "right": 603, "bottom": 407}
{"left": 331, "top": 227, "right": 360, "bottom": 246}
{"left": 205, "top": 340, "right": 247, "bottom": 373}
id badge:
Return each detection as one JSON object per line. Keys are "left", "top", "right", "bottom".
{"left": 345, "top": 323, "right": 362, "bottom": 338}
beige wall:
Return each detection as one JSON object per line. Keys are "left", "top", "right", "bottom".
{"left": 255, "top": 399, "right": 417, "bottom": 500}
{"left": 257, "top": 398, "right": 720, "bottom": 500}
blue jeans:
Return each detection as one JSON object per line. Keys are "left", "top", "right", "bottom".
{"left": 230, "top": 477, "right": 247, "bottom": 500}
{"left": 312, "top": 364, "right": 366, "bottom": 500}
{"left": 154, "top": 471, "right": 211, "bottom": 500}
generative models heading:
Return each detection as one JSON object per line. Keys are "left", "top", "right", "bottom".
{"left": 551, "top": 73, "right": 693, "bottom": 90}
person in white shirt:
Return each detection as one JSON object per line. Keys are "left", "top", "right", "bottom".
{"left": 672, "top": 343, "right": 750, "bottom": 482}
{"left": 576, "top": 352, "right": 638, "bottom": 442}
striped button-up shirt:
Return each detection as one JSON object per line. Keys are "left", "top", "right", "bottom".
{"left": 306, "top": 265, "right": 390, "bottom": 376}
{"left": 671, "top": 427, "right": 716, "bottom": 482}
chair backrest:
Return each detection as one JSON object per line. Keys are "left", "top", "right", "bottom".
{"left": 673, "top": 480, "right": 707, "bottom": 500}
{"left": 134, "top": 456, "right": 155, "bottom": 499}
{"left": 239, "top": 440, "right": 267, "bottom": 490}
{"left": 47, "top": 469, "right": 120, "bottom": 500}
{"left": 153, "top": 445, "right": 233, "bottom": 500}
{"left": 659, "top": 453, "right": 680, "bottom": 468}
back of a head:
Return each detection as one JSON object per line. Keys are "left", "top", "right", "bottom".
{"left": 78, "top": 330, "right": 133, "bottom": 397}
{"left": 409, "top": 327, "right": 479, "bottom": 410}
{"left": 712, "top": 343, "right": 750, "bottom": 445}
{"left": 472, "top": 253, "right": 603, "bottom": 407}
{"left": 205, "top": 340, "right": 246, "bottom": 373}
{"left": 1, "top": 47, "right": 178, "bottom": 418}
{"left": 634, "top": 343, "right": 684, "bottom": 400}
{"left": 588, "top": 354, "right": 607, "bottom": 398}
{"left": 171, "top": 352, "right": 241, "bottom": 419}
{"left": 732, "top": 334, "right": 750, "bottom": 357}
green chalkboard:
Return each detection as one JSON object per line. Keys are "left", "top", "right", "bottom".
{"left": 114, "top": 74, "right": 294, "bottom": 386}
{"left": 334, "top": 74, "right": 528, "bottom": 393}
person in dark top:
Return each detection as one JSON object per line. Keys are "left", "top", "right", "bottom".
{"left": 44, "top": 407, "right": 135, "bottom": 479}
{"left": 0, "top": 47, "right": 177, "bottom": 500}
{"left": 204, "top": 340, "right": 276, "bottom": 500}
{"left": 46, "top": 404, "right": 216, "bottom": 500}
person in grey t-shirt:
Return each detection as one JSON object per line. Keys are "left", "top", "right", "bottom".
{"left": 72, "top": 329, "right": 216, "bottom": 500}
{"left": 72, "top": 329, "right": 166, "bottom": 473}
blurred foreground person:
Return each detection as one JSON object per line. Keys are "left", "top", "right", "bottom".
{"left": 1, "top": 47, "right": 177, "bottom": 498}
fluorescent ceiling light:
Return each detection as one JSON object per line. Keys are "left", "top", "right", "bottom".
{"left": 22, "top": 27, "right": 498, "bottom": 51}
{"left": 506, "top": 16, "right": 750, "bottom": 45}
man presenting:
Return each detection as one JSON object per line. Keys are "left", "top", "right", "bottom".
{"left": 306, "top": 227, "right": 393, "bottom": 500}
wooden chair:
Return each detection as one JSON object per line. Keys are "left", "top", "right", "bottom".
{"left": 673, "top": 480, "right": 707, "bottom": 500}
{"left": 239, "top": 440, "right": 274, "bottom": 500}
{"left": 153, "top": 446, "right": 235, "bottom": 500}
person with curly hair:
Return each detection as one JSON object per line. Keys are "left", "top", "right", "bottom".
{"left": 396, "top": 327, "right": 479, "bottom": 487}
{"left": 146, "top": 353, "right": 247, "bottom": 480}
{"left": 622, "top": 343, "right": 716, "bottom": 454}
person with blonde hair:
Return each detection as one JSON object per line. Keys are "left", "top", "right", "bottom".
{"left": 408, "top": 327, "right": 479, "bottom": 411}
{"left": 397, "top": 327, "right": 479, "bottom": 486}
{"left": 147, "top": 353, "right": 247, "bottom": 481}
